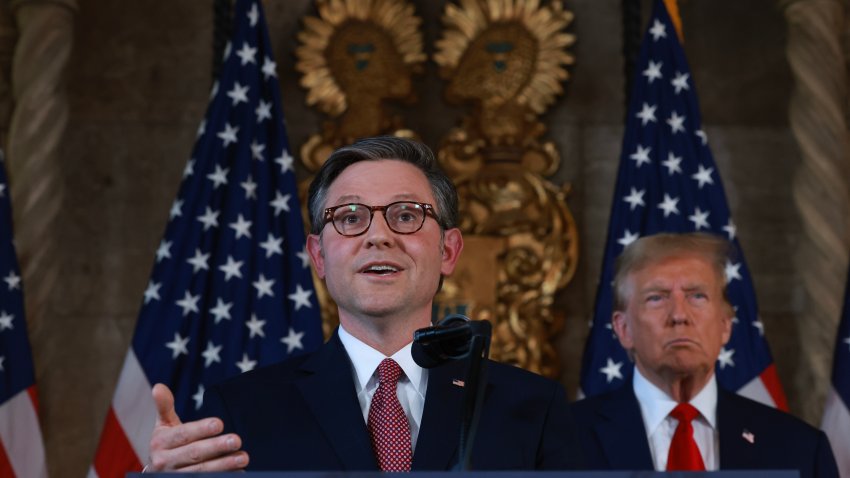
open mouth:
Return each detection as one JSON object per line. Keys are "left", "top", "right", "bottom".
{"left": 361, "top": 264, "right": 401, "bottom": 276}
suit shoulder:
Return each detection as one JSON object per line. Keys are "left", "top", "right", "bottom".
{"left": 723, "top": 391, "right": 823, "bottom": 436}
{"left": 212, "top": 352, "right": 314, "bottom": 391}
{"left": 487, "top": 360, "right": 563, "bottom": 392}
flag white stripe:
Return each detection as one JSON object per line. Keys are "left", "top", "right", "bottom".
{"left": 736, "top": 375, "right": 776, "bottom": 408}
{"left": 0, "top": 388, "right": 47, "bottom": 478}
{"left": 111, "top": 350, "right": 156, "bottom": 464}
{"left": 822, "top": 387, "right": 850, "bottom": 478}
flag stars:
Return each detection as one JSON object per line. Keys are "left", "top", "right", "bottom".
{"left": 236, "top": 353, "right": 257, "bottom": 373}
{"left": 275, "top": 150, "right": 294, "bottom": 174}
{"left": 250, "top": 140, "right": 265, "bottom": 161}
{"left": 695, "top": 129, "right": 708, "bottom": 145}
{"left": 0, "top": 311, "right": 14, "bottom": 331}
{"left": 599, "top": 358, "right": 624, "bottom": 383}
{"left": 255, "top": 100, "right": 272, "bottom": 123}
{"left": 692, "top": 164, "right": 715, "bottom": 189}
{"left": 752, "top": 320, "right": 764, "bottom": 337}
{"left": 186, "top": 248, "right": 210, "bottom": 273}
{"left": 717, "top": 347, "right": 736, "bottom": 369}
{"left": 207, "top": 164, "right": 230, "bottom": 188}
{"left": 253, "top": 274, "right": 275, "bottom": 299}
{"left": 192, "top": 384, "right": 205, "bottom": 410}
{"left": 245, "top": 314, "right": 267, "bottom": 338}
{"left": 170, "top": 199, "right": 184, "bottom": 219}
{"left": 671, "top": 72, "right": 690, "bottom": 94}
{"left": 623, "top": 187, "right": 646, "bottom": 210}
{"left": 219, "top": 256, "right": 244, "bottom": 281}
{"left": 3, "top": 270, "right": 20, "bottom": 291}
{"left": 197, "top": 207, "right": 220, "bottom": 231}
{"left": 288, "top": 284, "right": 313, "bottom": 311}
{"left": 235, "top": 42, "right": 257, "bottom": 65}
{"left": 723, "top": 219, "right": 737, "bottom": 240}
{"left": 202, "top": 341, "right": 223, "bottom": 367}
{"left": 247, "top": 3, "right": 259, "bottom": 27}
{"left": 666, "top": 111, "right": 686, "bottom": 134}
{"left": 661, "top": 152, "right": 683, "bottom": 175}
{"left": 843, "top": 335, "right": 850, "bottom": 351}
{"left": 241, "top": 177, "right": 258, "bottom": 200}
{"left": 262, "top": 56, "right": 277, "bottom": 79}
{"left": 156, "top": 240, "right": 172, "bottom": 262}
{"left": 618, "top": 229, "right": 639, "bottom": 247}
{"left": 296, "top": 247, "right": 311, "bottom": 269}
{"left": 209, "top": 298, "right": 233, "bottom": 324}
{"left": 657, "top": 194, "right": 680, "bottom": 217}
{"left": 0, "top": 356, "right": 4, "bottom": 372}
{"left": 183, "top": 159, "right": 195, "bottom": 178}
{"left": 688, "top": 207, "right": 710, "bottom": 230}
{"left": 281, "top": 327, "right": 305, "bottom": 353}
{"left": 165, "top": 332, "right": 190, "bottom": 359}
{"left": 259, "top": 233, "right": 283, "bottom": 258}
{"left": 270, "top": 192, "right": 292, "bottom": 216}
{"left": 630, "top": 144, "right": 652, "bottom": 168}
{"left": 649, "top": 19, "right": 667, "bottom": 41}
{"left": 229, "top": 214, "right": 252, "bottom": 239}
{"left": 226, "top": 82, "right": 250, "bottom": 106}
{"left": 725, "top": 260, "right": 742, "bottom": 283}
{"left": 176, "top": 291, "right": 201, "bottom": 316}
{"left": 642, "top": 60, "right": 663, "bottom": 83}
{"left": 196, "top": 120, "right": 206, "bottom": 138}
{"left": 217, "top": 123, "right": 239, "bottom": 147}
{"left": 143, "top": 281, "right": 161, "bottom": 304}
{"left": 635, "top": 103, "right": 657, "bottom": 126}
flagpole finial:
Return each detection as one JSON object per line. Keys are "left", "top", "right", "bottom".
{"left": 662, "top": 0, "right": 684, "bottom": 42}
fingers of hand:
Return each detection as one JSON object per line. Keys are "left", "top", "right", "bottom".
{"left": 150, "top": 432, "right": 243, "bottom": 471}
{"left": 151, "top": 418, "right": 224, "bottom": 451}
{"left": 152, "top": 384, "right": 181, "bottom": 426}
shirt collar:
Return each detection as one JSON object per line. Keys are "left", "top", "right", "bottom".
{"left": 337, "top": 325, "right": 426, "bottom": 396}
{"left": 633, "top": 366, "right": 718, "bottom": 435}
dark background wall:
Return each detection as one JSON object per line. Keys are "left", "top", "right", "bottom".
{"left": 26, "top": 0, "right": 828, "bottom": 476}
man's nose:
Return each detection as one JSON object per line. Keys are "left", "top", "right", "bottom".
{"left": 669, "top": 293, "right": 690, "bottom": 325}
{"left": 364, "top": 212, "right": 395, "bottom": 247}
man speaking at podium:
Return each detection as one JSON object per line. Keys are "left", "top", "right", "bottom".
{"left": 573, "top": 233, "right": 838, "bottom": 478}
{"left": 144, "top": 136, "right": 584, "bottom": 473}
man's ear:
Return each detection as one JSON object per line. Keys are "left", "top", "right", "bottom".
{"left": 612, "top": 310, "right": 633, "bottom": 350}
{"left": 440, "top": 228, "right": 464, "bottom": 276}
{"left": 306, "top": 234, "right": 325, "bottom": 279}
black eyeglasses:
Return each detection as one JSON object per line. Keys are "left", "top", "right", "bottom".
{"left": 323, "top": 201, "right": 437, "bottom": 237}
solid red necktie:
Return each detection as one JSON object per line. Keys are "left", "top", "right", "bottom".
{"left": 367, "top": 359, "right": 412, "bottom": 472}
{"left": 667, "top": 403, "right": 706, "bottom": 471}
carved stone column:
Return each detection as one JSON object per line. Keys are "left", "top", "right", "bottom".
{"left": 782, "top": 0, "right": 850, "bottom": 423}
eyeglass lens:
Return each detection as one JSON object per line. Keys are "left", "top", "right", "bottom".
{"left": 332, "top": 202, "right": 426, "bottom": 236}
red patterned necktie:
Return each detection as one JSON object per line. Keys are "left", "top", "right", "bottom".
{"left": 667, "top": 403, "right": 706, "bottom": 471}
{"left": 367, "top": 358, "right": 412, "bottom": 472}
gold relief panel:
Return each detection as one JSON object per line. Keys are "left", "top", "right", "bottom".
{"left": 433, "top": 0, "right": 578, "bottom": 377}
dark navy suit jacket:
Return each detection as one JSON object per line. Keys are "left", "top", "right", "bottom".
{"left": 572, "top": 383, "right": 838, "bottom": 478}
{"left": 202, "top": 332, "right": 584, "bottom": 471}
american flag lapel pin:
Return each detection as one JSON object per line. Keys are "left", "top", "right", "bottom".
{"left": 452, "top": 379, "right": 465, "bottom": 387}
{"left": 741, "top": 429, "right": 755, "bottom": 444}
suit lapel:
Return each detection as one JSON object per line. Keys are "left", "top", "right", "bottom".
{"left": 412, "top": 359, "right": 467, "bottom": 470}
{"left": 594, "top": 386, "right": 655, "bottom": 470}
{"left": 296, "top": 333, "right": 377, "bottom": 470}
{"left": 717, "top": 389, "right": 753, "bottom": 470}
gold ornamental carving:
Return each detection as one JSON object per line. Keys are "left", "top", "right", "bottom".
{"left": 295, "top": 0, "right": 425, "bottom": 174}
{"left": 433, "top": 0, "right": 577, "bottom": 377}
{"left": 295, "top": 0, "right": 426, "bottom": 336}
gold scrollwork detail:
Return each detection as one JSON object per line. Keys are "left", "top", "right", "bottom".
{"left": 434, "top": 0, "right": 578, "bottom": 377}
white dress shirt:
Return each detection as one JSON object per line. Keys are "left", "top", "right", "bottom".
{"left": 338, "top": 325, "right": 428, "bottom": 451}
{"left": 632, "top": 367, "right": 720, "bottom": 470}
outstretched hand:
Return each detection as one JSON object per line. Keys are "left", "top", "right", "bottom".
{"left": 146, "top": 383, "right": 249, "bottom": 472}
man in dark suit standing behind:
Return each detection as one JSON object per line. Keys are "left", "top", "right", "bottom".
{"left": 144, "top": 136, "right": 584, "bottom": 472}
{"left": 573, "top": 232, "right": 838, "bottom": 478}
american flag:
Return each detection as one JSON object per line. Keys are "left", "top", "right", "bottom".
{"left": 822, "top": 270, "right": 850, "bottom": 477}
{"left": 0, "top": 152, "right": 48, "bottom": 477}
{"left": 89, "top": 1, "right": 323, "bottom": 476}
{"left": 578, "top": 0, "right": 787, "bottom": 410}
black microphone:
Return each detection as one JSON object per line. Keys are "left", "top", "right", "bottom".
{"left": 412, "top": 314, "right": 484, "bottom": 368}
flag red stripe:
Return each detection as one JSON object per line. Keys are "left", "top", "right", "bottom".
{"left": 93, "top": 407, "right": 143, "bottom": 478}
{"left": 0, "top": 438, "right": 16, "bottom": 478}
{"left": 759, "top": 364, "right": 788, "bottom": 411}
{"left": 27, "top": 386, "right": 40, "bottom": 414}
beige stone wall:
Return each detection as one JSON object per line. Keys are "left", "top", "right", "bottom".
{"left": 6, "top": 0, "right": 843, "bottom": 476}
